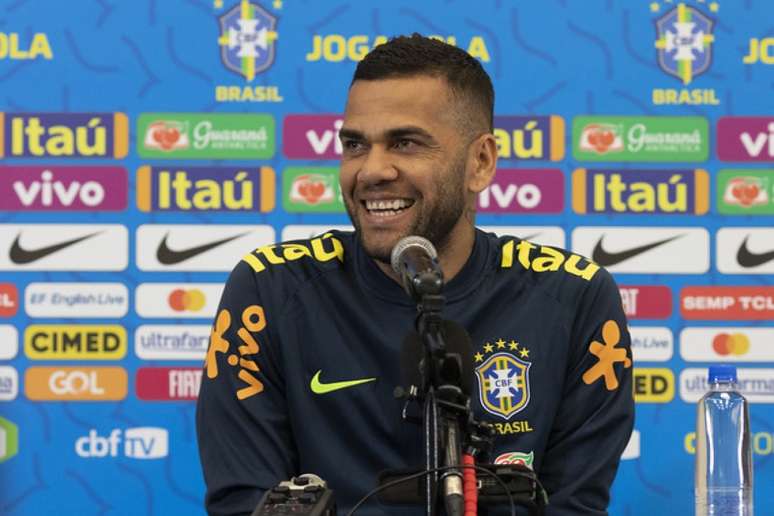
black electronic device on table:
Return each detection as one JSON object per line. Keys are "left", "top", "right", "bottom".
{"left": 251, "top": 474, "right": 336, "bottom": 516}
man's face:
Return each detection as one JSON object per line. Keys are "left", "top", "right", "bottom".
{"left": 339, "top": 76, "right": 473, "bottom": 263}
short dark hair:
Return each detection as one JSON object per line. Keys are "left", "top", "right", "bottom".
{"left": 352, "top": 33, "right": 494, "bottom": 134}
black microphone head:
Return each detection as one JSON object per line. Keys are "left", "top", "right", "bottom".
{"left": 440, "top": 320, "right": 475, "bottom": 396}
{"left": 390, "top": 235, "right": 437, "bottom": 276}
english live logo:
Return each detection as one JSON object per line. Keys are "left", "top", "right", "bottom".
{"left": 650, "top": 1, "right": 720, "bottom": 106}
{"left": 215, "top": 1, "right": 283, "bottom": 103}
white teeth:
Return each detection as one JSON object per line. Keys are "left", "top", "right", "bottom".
{"left": 365, "top": 199, "right": 412, "bottom": 211}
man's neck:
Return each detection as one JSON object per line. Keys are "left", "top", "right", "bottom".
{"left": 374, "top": 222, "right": 477, "bottom": 286}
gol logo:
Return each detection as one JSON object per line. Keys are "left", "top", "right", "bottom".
{"left": 25, "top": 367, "right": 127, "bottom": 400}
{"left": 713, "top": 333, "right": 750, "bottom": 356}
{"left": 168, "top": 289, "right": 206, "bottom": 312}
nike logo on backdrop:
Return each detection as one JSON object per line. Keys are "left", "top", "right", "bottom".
{"left": 310, "top": 370, "right": 376, "bottom": 394}
{"left": 156, "top": 232, "right": 249, "bottom": 265}
{"left": 9, "top": 231, "right": 101, "bottom": 264}
{"left": 592, "top": 234, "right": 683, "bottom": 266}
{"left": 736, "top": 236, "right": 774, "bottom": 268}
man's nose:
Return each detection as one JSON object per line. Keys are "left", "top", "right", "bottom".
{"left": 358, "top": 146, "right": 399, "bottom": 185}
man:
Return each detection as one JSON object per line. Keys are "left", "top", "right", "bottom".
{"left": 197, "top": 34, "right": 634, "bottom": 515}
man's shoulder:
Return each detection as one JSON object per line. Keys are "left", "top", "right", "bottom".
{"left": 224, "top": 230, "right": 354, "bottom": 299}
{"left": 238, "top": 229, "right": 353, "bottom": 280}
{"left": 489, "top": 232, "right": 615, "bottom": 304}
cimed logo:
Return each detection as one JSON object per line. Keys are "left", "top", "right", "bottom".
{"left": 653, "top": 2, "right": 716, "bottom": 85}
{"left": 218, "top": 1, "right": 278, "bottom": 81}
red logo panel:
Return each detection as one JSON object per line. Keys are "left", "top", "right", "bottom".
{"left": 0, "top": 283, "right": 18, "bottom": 317}
{"left": 618, "top": 286, "right": 672, "bottom": 319}
{"left": 681, "top": 286, "right": 774, "bottom": 320}
{"left": 136, "top": 367, "right": 202, "bottom": 401}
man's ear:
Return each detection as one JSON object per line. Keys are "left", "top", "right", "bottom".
{"left": 467, "top": 133, "right": 498, "bottom": 193}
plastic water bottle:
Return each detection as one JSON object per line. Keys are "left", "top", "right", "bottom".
{"left": 695, "top": 364, "right": 753, "bottom": 516}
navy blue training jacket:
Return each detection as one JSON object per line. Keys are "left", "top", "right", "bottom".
{"left": 196, "top": 229, "right": 634, "bottom": 515}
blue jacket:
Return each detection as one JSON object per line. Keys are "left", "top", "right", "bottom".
{"left": 196, "top": 229, "right": 634, "bottom": 515}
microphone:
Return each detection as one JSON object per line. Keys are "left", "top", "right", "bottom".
{"left": 390, "top": 236, "right": 443, "bottom": 302}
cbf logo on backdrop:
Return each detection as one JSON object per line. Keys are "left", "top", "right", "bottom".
{"left": 650, "top": 1, "right": 720, "bottom": 105}
{"left": 216, "top": 1, "right": 283, "bottom": 103}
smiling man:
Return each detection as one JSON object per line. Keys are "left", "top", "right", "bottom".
{"left": 197, "top": 34, "right": 633, "bottom": 516}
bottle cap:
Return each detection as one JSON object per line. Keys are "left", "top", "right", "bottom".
{"left": 708, "top": 364, "right": 737, "bottom": 383}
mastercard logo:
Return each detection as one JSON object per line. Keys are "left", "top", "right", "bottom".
{"left": 712, "top": 333, "right": 750, "bottom": 356}
{"left": 167, "top": 289, "right": 206, "bottom": 312}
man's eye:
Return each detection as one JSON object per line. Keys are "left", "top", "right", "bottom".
{"left": 342, "top": 140, "right": 364, "bottom": 152}
{"left": 394, "top": 139, "right": 417, "bottom": 150}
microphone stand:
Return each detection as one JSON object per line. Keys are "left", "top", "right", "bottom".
{"left": 415, "top": 291, "right": 471, "bottom": 516}
{"left": 390, "top": 294, "right": 544, "bottom": 515}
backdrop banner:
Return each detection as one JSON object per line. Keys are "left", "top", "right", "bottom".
{"left": 0, "top": 1, "right": 773, "bottom": 514}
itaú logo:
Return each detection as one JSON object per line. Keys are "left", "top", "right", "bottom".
{"left": 75, "top": 427, "right": 168, "bottom": 459}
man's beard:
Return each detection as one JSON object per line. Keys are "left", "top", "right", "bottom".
{"left": 345, "top": 153, "right": 468, "bottom": 264}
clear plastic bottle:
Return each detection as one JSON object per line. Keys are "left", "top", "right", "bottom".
{"left": 695, "top": 364, "right": 753, "bottom": 516}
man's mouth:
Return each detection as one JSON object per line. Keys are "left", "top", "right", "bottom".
{"left": 363, "top": 198, "right": 415, "bottom": 217}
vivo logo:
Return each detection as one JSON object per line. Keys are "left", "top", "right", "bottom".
{"left": 0, "top": 166, "right": 127, "bottom": 211}
{"left": 282, "top": 115, "right": 343, "bottom": 159}
{"left": 740, "top": 123, "right": 774, "bottom": 158}
{"left": 16, "top": 170, "right": 104, "bottom": 206}
{"left": 75, "top": 427, "right": 168, "bottom": 459}
{"left": 477, "top": 169, "right": 563, "bottom": 213}
{"left": 306, "top": 119, "right": 342, "bottom": 156}
{"left": 718, "top": 117, "right": 774, "bottom": 161}
{"left": 479, "top": 183, "right": 541, "bottom": 209}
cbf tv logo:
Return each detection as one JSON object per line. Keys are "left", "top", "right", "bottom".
{"left": 475, "top": 340, "right": 532, "bottom": 419}
{"left": 654, "top": 2, "right": 715, "bottom": 85}
{"left": 218, "top": 0, "right": 277, "bottom": 81}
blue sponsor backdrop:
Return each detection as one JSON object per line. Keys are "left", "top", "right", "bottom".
{"left": 1, "top": 1, "right": 773, "bottom": 515}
